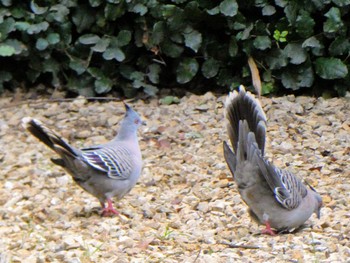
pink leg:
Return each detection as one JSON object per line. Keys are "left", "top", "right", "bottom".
{"left": 101, "top": 199, "right": 119, "bottom": 217}
{"left": 261, "top": 221, "right": 276, "bottom": 236}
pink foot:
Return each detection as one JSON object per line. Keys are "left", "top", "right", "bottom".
{"left": 261, "top": 221, "right": 276, "bottom": 236}
{"left": 101, "top": 199, "right": 119, "bottom": 217}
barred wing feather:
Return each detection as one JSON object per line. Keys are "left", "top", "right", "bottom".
{"left": 82, "top": 146, "right": 133, "bottom": 179}
{"left": 257, "top": 157, "right": 308, "bottom": 210}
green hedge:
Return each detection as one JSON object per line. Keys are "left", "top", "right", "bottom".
{"left": 0, "top": 0, "right": 349, "bottom": 96}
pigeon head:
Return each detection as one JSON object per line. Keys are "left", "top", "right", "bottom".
{"left": 123, "top": 102, "right": 145, "bottom": 127}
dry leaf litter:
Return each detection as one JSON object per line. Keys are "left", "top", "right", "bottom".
{"left": 0, "top": 92, "right": 349, "bottom": 263}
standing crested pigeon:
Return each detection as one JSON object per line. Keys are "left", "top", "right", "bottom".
{"left": 22, "top": 103, "right": 144, "bottom": 216}
{"left": 223, "top": 86, "right": 322, "bottom": 234}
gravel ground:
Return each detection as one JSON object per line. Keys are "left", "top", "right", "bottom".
{"left": 0, "top": 92, "right": 349, "bottom": 263}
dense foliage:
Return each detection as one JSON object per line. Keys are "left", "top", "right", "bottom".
{"left": 0, "top": 0, "right": 349, "bottom": 96}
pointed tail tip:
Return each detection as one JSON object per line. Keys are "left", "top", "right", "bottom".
{"left": 21, "top": 117, "right": 33, "bottom": 129}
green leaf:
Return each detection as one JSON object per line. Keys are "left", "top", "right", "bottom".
{"left": 2, "top": 39, "right": 25, "bottom": 55}
{"left": 324, "top": 7, "right": 344, "bottom": 33}
{"left": 69, "top": 59, "right": 87, "bottom": 75}
{"left": 72, "top": 7, "right": 95, "bottom": 33}
{"left": 176, "top": 58, "right": 199, "bottom": 84}
{"left": 132, "top": 3, "right": 148, "bottom": 15}
{"left": 207, "top": 7, "right": 220, "bottom": 15}
{"left": 183, "top": 27, "right": 202, "bottom": 53}
{"left": 262, "top": 5, "right": 276, "bottom": 16}
{"left": 143, "top": 84, "right": 158, "bottom": 96}
{"left": 281, "top": 65, "right": 314, "bottom": 90}
{"left": 219, "top": 0, "right": 238, "bottom": 17}
{"left": 265, "top": 49, "right": 288, "bottom": 69}
{"left": 161, "top": 40, "right": 184, "bottom": 58}
{"left": 49, "top": 4, "right": 70, "bottom": 23}
{"left": 296, "top": 10, "right": 315, "bottom": 38}
{"left": 0, "top": 44, "right": 15, "bottom": 56}
{"left": 147, "top": 64, "right": 161, "bottom": 84}
{"left": 30, "top": 1, "right": 48, "bottom": 15}
{"left": 150, "top": 21, "right": 165, "bottom": 45}
{"left": 159, "top": 96, "right": 180, "bottom": 105}
{"left": 229, "top": 36, "right": 238, "bottom": 57}
{"left": 47, "top": 33, "right": 60, "bottom": 45}
{"left": 329, "top": 37, "right": 350, "bottom": 56}
{"left": 104, "top": 3, "right": 125, "bottom": 20}
{"left": 27, "top": 21, "right": 49, "bottom": 34}
{"left": 35, "top": 38, "right": 49, "bottom": 51}
{"left": 253, "top": 36, "right": 271, "bottom": 50}
{"left": 284, "top": 43, "right": 307, "bottom": 65}
{"left": 0, "top": 18, "right": 15, "bottom": 40}
{"left": 15, "top": 22, "right": 30, "bottom": 31}
{"left": 202, "top": 58, "right": 220, "bottom": 78}
{"left": 79, "top": 34, "right": 100, "bottom": 45}
{"left": 315, "top": 57, "right": 348, "bottom": 79}
{"left": 103, "top": 47, "right": 125, "bottom": 62}
{"left": 92, "top": 38, "right": 110, "bottom": 52}
{"left": 89, "top": 0, "right": 102, "bottom": 7}
{"left": 302, "top": 36, "right": 324, "bottom": 56}
{"left": 95, "top": 77, "right": 113, "bottom": 94}
{"left": 332, "top": 0, "right": 350, "bottom": 7}
{"left": 116, "top": 30, "right": 131, "bottom": 47}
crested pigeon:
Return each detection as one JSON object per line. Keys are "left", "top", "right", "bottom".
{"left": 223, "top": 86, "right": 322, "bottom": 234}
{"left": 22, "top": 103, "right": 144, "bottom": 216}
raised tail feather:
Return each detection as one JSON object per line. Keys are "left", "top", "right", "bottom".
{"left": 224, "top": 85, "right": 267, "bottom": 155}
{"left": 22, "top": 117, "right": 77, "bottom": 158}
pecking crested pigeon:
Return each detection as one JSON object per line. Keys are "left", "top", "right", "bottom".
{"left": 223, "top": 86, "right": 322, "bottom": 234}
{"left": 22, "top": 103, "right": 145, "bottom": 217}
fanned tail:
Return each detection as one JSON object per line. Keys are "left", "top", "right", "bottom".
{"left": 22, "top": 117, "right": 77, "bottom": 158}
{"left": 223, "top": 85, "right": 267, "bottom": 171}
{"left": 224, "top": 85, "right": 267, "bottom": 154}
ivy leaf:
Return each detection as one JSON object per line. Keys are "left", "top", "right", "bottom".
{"left": 219, "top": 0, "right": 238, "bottom": 17}
{"left": 329, "top": 37, "right": 350, "bottom": 56}
{"left": 161, "top": 40, "right": 184, "bottom": 58}
{"left": 183, "top": 27, "right": 202, "bottom": 53}
{"left": 95, "top": 77, "right": 113, "bottom": 94}
{"left": 72, "top": 7, "right": 95, "bottom": 33}
{"left": 103, "top": 47, "right": 125, "bottom": 62}
{"left": 176, "top": 58, "right": 199, "bottom": 84}
{"left": 265, "top": 49, "right": 288, "bottom": 69}
{"left": 202, "top": 58, "right": 220, "bottom": 78}
{"left": 284, "top": 43, "right": 307, "bottom": 65}
{"left": 147, "top": 64, "right": 161, "bottom": 84}
{"left": 79, "top": 34, "right": 100, "bottom": 45}
{"left": 296, "top": 10, "right": 315, "bottom": 38}
{"left": 30, "top": 1, "right": 48, "bottom": 15}
{"left": 332, "top": 0, "right": 350, "bottom": 6}
{"left": 114, "top": 30, "right": 131, "bottom": 47}
{"left": 315, "top": 57, "right": 348, "bottom": 79}
{"left": 47, "top": 33, "right": 60, "bottom": 45}
{"left": 92, "top": 37, "right": 110, "bottom": 52}
{"left": 281, "top": 64, "right": 314, "bottom": 90}
{"left": 26, "top": 21, "right": 49, "bottom": 35}
{"left": 253, "top": 36, "right": 271, "bottom": 50}
{"left": 35, "top": 38, "right": 49, "bottom": 51}
{"left": 229, "top": 36, "right": 238, "bottom": 57}
{"left": 324, "top": 7, "right": 344, "bottom": 33}
{"left": 0, "top": 44, "right": 15, "bottom": 56}
{"left": 132, "top": 3, "right": 148, "bottom": 15}
{"left": 302, "top": 36, "right": 324, "bottom": 56}
{"left": 69, "top": 59, "right": 87, "bottom": 75}
{"left": 262, "top": 5, "right": 276, "bottom": 16}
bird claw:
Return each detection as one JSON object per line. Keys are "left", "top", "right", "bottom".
{"left": 101, "top": 198, "right": 119, "bottom": 217}
{"left": 261, "top": 221, "right": 276, "bottom": 236}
